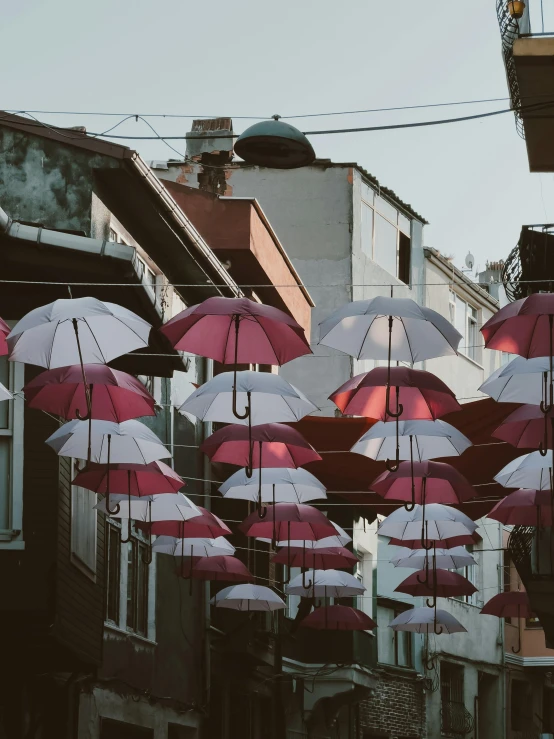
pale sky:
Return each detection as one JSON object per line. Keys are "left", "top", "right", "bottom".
{"left": 3, "top": 0, "right": 552, "bottom": 274}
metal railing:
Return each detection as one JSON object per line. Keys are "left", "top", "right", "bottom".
{"left": 496, "top": 0, "right": 527, "bottom": 137}
{"left": 519, "top": 0, "right": 554, "bottom": 37}
{"left": 441, "top": 701, "right": 475, "bottom": 736}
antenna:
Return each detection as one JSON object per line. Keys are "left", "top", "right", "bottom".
{"left": 465, "top": 252, "right": 475, "bottom": 271}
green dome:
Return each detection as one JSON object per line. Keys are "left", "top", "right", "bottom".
{"left": 235, "top": 117, "right": 315, "bottom": 169}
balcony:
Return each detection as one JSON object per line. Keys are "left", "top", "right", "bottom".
{"left": 282, "top": 625, "right": 376, "bottom": 669}
{"left": 497, "top": 0, "right": 554, "bottom": 170}
{"left": 502, "top": 224, "right": 554, "bottom": 301}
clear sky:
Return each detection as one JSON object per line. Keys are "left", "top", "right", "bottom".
{"left": 2, "top": 0, "right": 552, "bottom": 274}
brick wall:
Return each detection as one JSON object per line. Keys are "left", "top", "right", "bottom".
{"left": 359, "top": 669, "right": 426, "bottom": 739}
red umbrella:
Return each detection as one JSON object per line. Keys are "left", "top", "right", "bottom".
{"left": 0, "top": 317, "right": 10, "bottom": 356}
{"left": 160, "top": 297, "right": 311, "bottom": 419}
{"left": 301, "top": 605, "right": 376, "bottom": 631}
{"left": 271, "top": 546, "right": 358, "bottom": 570}
{"left": 239, "top": 504, "right": 336, "bottom": 541}
{"left": 330, "top": 367, "right": 460, "bottom": 421}
{"left": 136, "top": 507, "right": 231, "bottom": 538}
{"left": 190, "top": 555, "right": 254, "bottom": 583}
{"left": 24, "top": 364, "right": 155, "bottom": 422}
{"left": 493, "top": 404, "right": 554, "bottom": 451}
{"left": 395, "top": 568, "right": 477, "bottom": 603}
{"left": 487, "top": 489, "right": 553, "bottom": 526}
{"left": 387, "top": 532, "right": 480, "bottom": 549}
{"left": 371, "top": 460, "right": 476, "bottom": 510}
{"left": 480, "top": 591, "right": 532, "bottom": 653}
{"left": 200, "top": 423, "right": 321, "bottom": 469}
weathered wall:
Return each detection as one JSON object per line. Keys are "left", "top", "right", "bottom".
{"left": 358, "top": 668, "right": 426, "bottom": 738}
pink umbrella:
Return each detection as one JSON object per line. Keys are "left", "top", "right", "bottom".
{"left": 24, "top": 364, "right": 156, "bottom": 422}
{"left": 487, "top": 488, "right": 553, "bottom": 526}
{"left": 387, "top": 532, "right": 480, "bottom": 549}
{"left": 136, "top": 507, "right": 231, "bottom": 538}
{"left": 160, "top": 297, "right": 311, "bottom": 419}
{"left": 301, "top": 605, "right": 376, "bottom": 631}
{"left": 330, "top": 367, "right": 460, "bottom": 421}
{"left": 395, "top": 568, "right": 477, "bottom": 606}
{"left": 271, "top": 546, "right": 358, "bottom": 570}
{"left": 371, "top": 460, "right": 476, "bottom": 511}
{"left": 239, "top": 504, "right": 336, "bottom": 541}
{"left": 480, "top": 591, "right": 532, "bottom": 653}
{"left": 0, "top": 317, "right": 10, "bottom": 356}
{"left": 493, "top": 404, "right": 554, "bottom": 453}
{"left": 191, "top": 555, "right": 254, "bottom": 583}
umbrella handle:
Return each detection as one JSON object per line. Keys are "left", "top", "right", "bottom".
{"left": 385, "top": 384, "right": 403, "bottom": 419}
{"left": 232, "top": 316, "right": 249, "bottom": 420}
{"left": 433, "top": 624, "right": 444, "bottom": 636}
{"left": 426, "top": 596, "right": 436, "bottom": 609}
{"left": 72, "top": 319, "right": 93, "bottom": 422}
{"left": 120, "top": 477, "right": 132, "bottom": 544}
{"left": 141, "top": 501, "right": 153, "bottom": 565}
{"left": 386, "top": 405, "right": 401, "bottom": 472}
{"left": 424, "top": 655, "right": 435, "bottom": 671}
{"left": 302, "top": 544, "right": 312, "bottom": 589}
{"left": 105, "top": 436, "right": 121, "bottom": 516}
{"left": 245, "top": 417, "right": 255, "bottom": 479}
{"left": 404, "top": 435, "right": 416, "bottom": 511}
{"left": 512, "top": 605, "right": 522, "bottom": 654}
{"left": 257, "top": 444, "right": 267, "bottom": 518}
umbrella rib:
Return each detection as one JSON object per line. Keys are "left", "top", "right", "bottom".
{"left": 255, "top": 318, "right": 281, "bottom": 366}
{"left": 356, "top": 315, "right": 377, "bottom": 361}
{"left": 47, "top": 319, "right": 63, "bottom": 368}
{"left": 402, "top": 317, "right": 415, "bottom": 364}
{"left": 222, "top": 316, "right": 235, "bottom": 364}
{"left": 83, "top": 318, "right": 110, "bottom": 363}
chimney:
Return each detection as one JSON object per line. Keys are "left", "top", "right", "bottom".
{"left": 186, "top": 118, "right": 234, "bottom": 161}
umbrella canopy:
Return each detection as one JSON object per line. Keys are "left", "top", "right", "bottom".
{"left": 390, "top": 546, "right": 476, "bottom": 570}
{"left": 481, "top": 294, "right": 554, "bottom": 358}
{"left": 371, "top": 461, "right": 476, "bottom": 505}
{"left": 180, "top": 370, "right": 317, "bottom": 425}
{"left": 272, "top": 546, "right": 358, "bottom": 570}
{"left": 378, "top": 504, "right": 478, "bottom": 541}
{"left": 0, "top": 317, "right": 10, "bottom": 356}
{"left": 200, "top": 423, "right": 321, "bottom": 469}
{"left": 46, "top": 419, "right": 171, "bottom": 464}
{"left": 24, "top": 365, "right": 155, "bottom": 422}
{"left": 387, "top": 532, "right": 480, "bottom": 550}
{"left": 395, "top": 569, "right": 477, "bottom": 598}
{"left": 7, "top": 297, "right": 151, "bottom": 368}
{"left": 73, "top": 461, "right": 184, "bottom": 497}
{"left": 160, "top": 296, "right": 311, "bottom": 365}
{"left": 153, "top": 536, "right": 235, "bottom": 557}
{"left": 480, "top": 591, "right": 532, "bottom": 618}
{"left": 136, "top": 508, "right": 231, "bottom": 538}
{"left": 239, "top": 503, "right": 336, "bottom": 541}
{"left": 95, "top": 492, "right": 201, "bottom": 522}
{"left": 257, "top": 522, "right": 352, "bottom": 548}
{"left": 0, "top": 383, "right": 12, "bottom": 402}
{"left": 351, "top": 420, "right": 472, "bottom": 461}
{"left": 389, "top": 607, "right": 466, "bottom": 634}
{"left": 330, "top": 367, "right": 460, "bottom": 421}
{"left": 210, "top": 584, "right": 286, "bottom": 611}
{"left": 479, "top": 356, "right": 554, "bottom": 404}
{"left": 286, "top": 569, "right": 366, "bottom": 597}
{"left": 493, "top": 404, "right": 554, "bottom": 449}
{"left": 219, "top": 467, "right": 326, "bottom": 504}
{"left": 487, "top": 489, "right": 553, "bottom": 526}
{"left": 318, "top": 297, "right": 462, "bottom": 362}
{"left": 191, "top": 556, "right": 254, "bottom": 583}
{"left": 495, "top": 451, "right": 554, "bottom": 490}
{"left": 301, "top": 605, "right": 376, "bottom": 631}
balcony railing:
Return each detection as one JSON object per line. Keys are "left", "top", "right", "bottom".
{"left": 502, "top": 225, "right": 554, "bottom": 301}
{"left": 496, "top": 0, "right": 527, "bottom": 137}
{"left": 441, "top": 701, "right": 475, "bottom": 736}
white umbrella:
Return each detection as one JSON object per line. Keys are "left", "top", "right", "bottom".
{"left": 351, "top": 420, "right": 471, "bottom": 462}
{"left": 211, "top": 584, "right": 286, "bottom": 612}
{"left": 286, "top": 569, "right": 365, "bottom": 597}
{"left": 390, "top": 546, "right": 476, "bottom": 570}
{"left": 219, "top": 467, "right": 327, "bottom": 504}
{"left": 94, "top": 492, "right": 201, "bottom": 522}
{"left": 495, "top": 451, "right": 554, "bottom": 490}
{"left": 318, "top": 297, "right": 462, "bottom": 362}
{"left": 180, "top": 370, "right": 317, "bottom": 425}
{"left": 256, "top": 521, "right": 352, "bottom": 547}
{"left": 0, "top": 383, "right": 12, "bottom": 402}
{"left": 389, "top": 607, "right": 466, "bottom": 634}
{"left": 7, "top": 297, "right": 151, "bottom": 369}
{"left": 46, "top": 419, "right": 171, "bottom": 464}
{"left": 378, "top": 504, "right": 477, "bottom": 542}
{"left": 153, "top": 536, "right": 235, "bottom": 557}
{"left": 479, "top": 356, "right": 554, "bottom": 404}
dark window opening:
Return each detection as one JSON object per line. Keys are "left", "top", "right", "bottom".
{"left": 511, "top": 679, "right": 532, "bottom": 731}
{"left": 100, "top": 718, "right": 153, "bottom": 738}
{"left": 441, "top": 662, "right": 464, "bottom": 735}
{"left": 127, "top": 537, "right": 149, "bottom": 636}
{"left": 105, "top": 523, "right": 121, "bottom": 623}
{"left": 398, "top": 232, "right": 411, "bottom": 284}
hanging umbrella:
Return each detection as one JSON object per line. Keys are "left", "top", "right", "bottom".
{"left": 480, "top": 591, "right": 532, "bottom": 653}
{"left": 8, "top": 297, "right": 151, "bottom": 420}
{"left": 330, "top": 367, "right": 460, "bottom": 421}
{"left": 153, "top": 536, "right": 235, "bottom": 558}
{"left": 258, "top": 522, "right": 352, "bottom": 548}
{"left": 0, "top": 317, "right": 10, "bottom": 356}
{"left": 219, "top": 467, "right": 326, "bottom": 505}
{"left": 378, "top": 504, "right": 477, "bottom": 549}
{"left": 351, "top": 419, "right": 471, "bottom": 473}
{"left": 211, "top": 584, "right": 286, "bottom": 611}
{"left": 479, "top": 356, "right": 554, "bottom": 405}
{"left": 390, "top": 546, "right": 476, "bottom": 570}
{"left": 0, "top": 384, "right": 12, "bottom": 402}
{"left": 371, "top": 460, "right": 476, "bottom": 511}
{"left": 286, "top": 569, "right": 365, "bottom": 597}
{"left": 495, "top": 451, "right": 553, "bottom": 490}
{"left": 272, "top": 546, "right": 358, "bottom": 570}
{"left": 136, "top": 508, "right": 231, "bottom": 539}
{"left": 395, "top": 569, "right": 477, "bottom": 606}
{"left": 493, "top": 404, "right": 554, "bottom": 455}
{"left": 73, "top": 460, "right": 184, "bottom": 497}
{"left": 239, "top": 504, "right": 337, "bottom": 542}
{"left": 389, "top": 607, "right": 466, "bottom": 635}
{"left": 191, "top": 556, "right": 254, "bottom": 583}
{"left": 180, "top": 370, "right": 317, "bottom": 426}
{"left": 301, "top": 605, "right": 376, "bottom": 631}
{"left": 24, "top": 365, "right": 156, "bottom": 422}
{"left": 387, "top": 532, "right": 480, "bottom": 549}
{"left": 160, "top": 296, "right": 311, "bottom": 420}
{"left": 47, "top": 419, "right": 171, "bottom": 514}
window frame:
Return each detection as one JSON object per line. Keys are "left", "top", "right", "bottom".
{"left": 70, "top": 458, "right": 98, "bottom": 580}
{"left": 448, "top": 291, "right": 481, "bottom": 365}
{"left": 455, "top": 544, "right": 478, "bottom": 606}
{"left": 0, "top": 356, "right": 24, "bottom": 549}
{"left": 441, "top": 661, "right": 465, "bottom": 735}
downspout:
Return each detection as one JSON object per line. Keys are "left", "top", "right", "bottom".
{"left": 202, "top": 357, "right": 214, "bottom": 732}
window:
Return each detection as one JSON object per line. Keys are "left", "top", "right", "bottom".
{"left": 70, "top": 459, "right": 97, "bottom": 578}
{"left": 448, "top": 293, "right": 480, "bottom": 363}
{"left": 511, "top": 679, "right": 532, "bottom": 731}
{"left": 503, "top": 551, "right": 512, "bottom": 593}
{"left": 100, "top": 718, "right": 153, "bottom": 738}
{"left": 377, "top": 605, "right": 413, "bottom": 668}
{"left": 360, "top": 186, "right": 412, "bottom": 284}
{"left": 0, "top": 355, "right": 24, "bottom": 548}
{"left": 441, "top": 662, "right": 464, "bottom": 735}
{"left": 127, "top": 535, "right": 149, "bottom": 636}
{"left": 109, "top": 227, "right": 128, "bottom": 246}
{"left": 467, "top": 305, "right": 478, "bottom": 362}
{"left": 105, "top": 522, "right": 121, "bottom": 624}
{"left": 135, "top": 254, "right": 156, "bottom": 290}
{"left": 455, "top": 544, "right": 478, "bottom": 605}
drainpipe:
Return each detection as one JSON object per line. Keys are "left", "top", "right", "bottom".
{"left": 202, "top": 357, "right": 214, "bottom": 733}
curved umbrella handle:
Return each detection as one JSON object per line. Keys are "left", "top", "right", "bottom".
{"left": 433, "top": 624, "right": 444, "bottom": 636}
{"left": 72, "top": 319, "right": 93, "bottom": 422}
{"left": 256, "top": 444, "right": 267, "bottom": 518}
{"left": 386, "top": 447, "right": 400, "bottom": 473}
{"left": 231, "top": 315, "right": 249, "bottom": 420}
{"left": 512, "top": 605, "right": 522, "bottom": 654}
{"left": 141, "top": 501, "right": 153, "bottom": 565}
{"left": 244, "top": 415, "right": 254, "bottom": 479}
{"left": 302, "top": 544, "right": 312, "bottom": 589}
{"left": 105, "top": 436, "right": 120, "bottom": 516}
{"left": 416, "top": 555, "right": 430, "bottom": 586}
{"left": 426, "top": 596, "right": 436, "bottom": 609}
{"left": 385, "top": 384, "right": 403, "bottom": 419}
{"left": 423, "top": 655, "right": 435, "bottom": 671}
{"left": 404, "top": 435, "right": 416, "bottom": 512}
{"left": 119, "top": 491, "right": 132, "bottom": 544}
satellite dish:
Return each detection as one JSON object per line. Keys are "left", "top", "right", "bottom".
{"left": 465, "top": 252, "right": 475, "bottom": 270}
